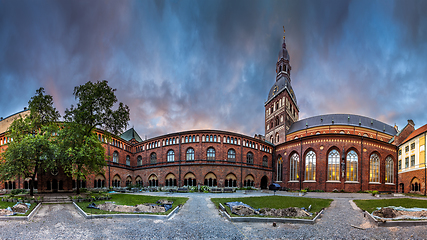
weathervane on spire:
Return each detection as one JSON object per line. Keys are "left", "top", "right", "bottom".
{"left": 283, "top": 26, "right": 285, "bottom": 39}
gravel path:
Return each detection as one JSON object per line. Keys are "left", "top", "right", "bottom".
{"left": 0, "top": 192, "right": 426, "bottom": 239}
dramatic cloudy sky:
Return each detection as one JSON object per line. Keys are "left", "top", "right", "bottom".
{"left": 1, "top": 0, "right": 426, "bottom": 139}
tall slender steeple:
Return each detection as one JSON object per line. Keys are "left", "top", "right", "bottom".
{"left": 276, "top": 27, "right": 291, "bottom": 82}
{"left": 264, "top": 28, "right": 299, "bottom": 145}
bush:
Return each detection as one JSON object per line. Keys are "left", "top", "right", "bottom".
{"left": 11, "top": 189, "right": 28, "bottom": 195}
{"left": 200, "top": 186, "right": 210, "bottom": 192}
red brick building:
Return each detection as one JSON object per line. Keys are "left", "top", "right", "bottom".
{"left": 0, "top": 33, "right": 414, "bottom": 193}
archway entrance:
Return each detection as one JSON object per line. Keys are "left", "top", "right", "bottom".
{"left": 411, "top": 178, "right": 420, "bottom": 192}
{"left": 399, "top": 183, "right": 404, "bottom": 193}
{"left": 260, "top": 175, "right": 268, "bottom": 189}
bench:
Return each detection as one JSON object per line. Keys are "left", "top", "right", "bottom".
{"left": 223, "top": 188, "right": 234, "bottom": 193}
{"left": 177, "top": 187, "right": 188, "bottom": 193}
{"left": 210, "top": 188, "right": 222, "bottom": 193}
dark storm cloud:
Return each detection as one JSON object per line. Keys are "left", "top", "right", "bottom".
{"left": 1, "top": 0, "right": 427, "bottom": 138}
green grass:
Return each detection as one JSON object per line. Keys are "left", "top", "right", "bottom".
{"left": 211, "top": 196, "right": 333, "bottom": 218}
{"left": 404, "top": 193, "right": 427, "bottom": 198}
{"left": 0, "top": 201, "right": 37, "bottom": 216}
{"left": 354, "top": 198, "right": 427, "bottom": 213}
{"left": 75, "top": 194, "right": 188, "bottom": 215}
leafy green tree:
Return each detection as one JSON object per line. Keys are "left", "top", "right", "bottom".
{"left": 60, "top": 80, "right": 130, "bottom": 193}
{"left": 0, "top": 88, "right": 60, "bottom": 196}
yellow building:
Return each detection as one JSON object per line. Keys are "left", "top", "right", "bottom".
{"left": 398, "top": 124, "right": 427, "bottom": 193}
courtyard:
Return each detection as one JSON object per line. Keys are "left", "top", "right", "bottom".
{"left": 0, "top": 191, "right": 426, "bottom": 239}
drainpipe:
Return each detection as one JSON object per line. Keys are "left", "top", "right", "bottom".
{"left": 108, "top": 142, "right": 111, "bottom": 188}
{"left": 271, "top": 147, "right": 275, "bottom": 187}
{"left": 300, "top": 137, "right": 302, "bottom": 190}
{"left": 178, "top": 133, "right": 181, "bottom": 187}
{"left": 360, "top": 136, "right": 363, "bottom": 192}
{"left": 240, "top": 139, "right": 243, "bottom": 188}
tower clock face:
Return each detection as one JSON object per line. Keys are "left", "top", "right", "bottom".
{"left": 273, "top": 86, "right": 278, "bottom": 95}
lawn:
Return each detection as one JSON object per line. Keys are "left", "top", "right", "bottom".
{"left": 75, "top": 194, "right": 188, "bottom": 215}
{"left": 211, "top": 196, "right": 333, "bottom": 218}
{"left": 354, "top": 198, "right": 427, "bottom": 214}
{"left": 0, "top": 201, "right": 37, "bottom": 216}
{"left": 404, "top": 193, "right": 427, "bottom": 198}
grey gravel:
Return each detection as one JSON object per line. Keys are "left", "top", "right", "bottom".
{"left": 0, "top": 192, "right": 426, "bottom": 239}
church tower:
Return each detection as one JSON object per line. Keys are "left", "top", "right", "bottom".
{"left": 265, "top": 29, "right": 299, "bottom": 145}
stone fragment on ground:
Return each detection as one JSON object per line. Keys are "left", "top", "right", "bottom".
{"left": 259, "top": 207, "right": 310, "bottom": 217}
{"left": 97, "top": 202, "right": 166, "bottom": 213}
{"left": 231, "top": 205, "right": 259, "bottom": 216}
{"left": 373, "top": 207, "right": 427, "bottom": 219}
{"left": 0, "top": 208, "right": 13, "bottom": 216}
{"left": 12, "top": 203, "right": 29, "bottom": 213}
{"left": 373, "top": 207, "right": 397, "bottom": 218}
{"left": 231, "top": 205, "right": 310, "bottom": 217}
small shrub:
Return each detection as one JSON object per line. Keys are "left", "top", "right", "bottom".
{"left": 11, "top": 189, "right": 28, "bottom": 195}
{"left": 200, "top": 186, "right": 210, "bottom": 192}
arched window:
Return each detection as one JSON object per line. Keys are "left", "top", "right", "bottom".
{"left": 166, "top": 139, "right": 168, "bottom": 145}
{"left": 290, "top": 153, "right": 299, "bottom": 181}
{"left": 346, "top": 150, "right": 358, "bottom": 181}
{"left": 328, "top": 149, "right": 340, "bottom": 181}
{"left": 167, "top": 150, "right": 175, "bottom": 162}
{"left": 214, "top": 135, "right": 217, "bottom": 142}
{"left": 150, "top": 153, "right": 157, "bottom": 164}
{"left": 231, "top": 138, "right": 234, "bottom": 144}
{"left": 277, "top": 155, "right": 283, "bottom": 181}
{"left": 227, "top": 137, "right": 230, "bottom": 143}
{"left": 207, "top": 147, "right": 215, "bottom": 161}
{"left": 193, "top": 135, "right": 195, "bottom": 142}
{"left": 204, "top": 173, "right": 217, "bottom": 187}
{"left": 184, "top": 173, "right": 196, "bottom": 186}
{"left": 385, "top": 156, "right": 394, "bottom": 184}
{"left": 185, "top": 136, "right": 188, "bottom": 143}
{"left": 246, "top": 152, "right": 254, "bottom": 164}
{"left": 262, "top": 156, "right": 268, "bottom": 167}
{"left": 113, "top": 151, "right": 118, "bottom": 163}
{"left": 186, "top": 148, "right": 195, "bottom": 161}
{"left": 228, "top": 149, "right": 236, "bottom": 162}
{"left": 276, "top": 133, "right": 279, "bottom": 143}
{"left": 137, "top": 156, "right": 142, "bottom": 166}
{"left": 209, "top": 135, "right": 213, "bottom": 142}
{"left": 225, "top": 173, "right": 237, "bottom": 187}
{"left": 126, "top": 176, "right": 132, "bottom": 187}
{"left": 275, "top": 116, "right": 279, "bottom": 126}
{"left": 126, "top": 155, "right": 130, "bottom": 166}
{"left": 244, "top": 175, "right": 255, "bottom": 187}
{"left": 148, "top": 174, "right": 158, "bottom": 187}
{"left": 165, "top": 173, "right": 177, "bottom": 187}
{"left": 305, "top": 151, "right": 316, "bottom": 181}
{"left": 370, "top": 153, "right": 380, "bottom": 183}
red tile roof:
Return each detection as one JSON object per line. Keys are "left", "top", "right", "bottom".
{"left": 400, "top": 124, "right": 427, "bottom": 145}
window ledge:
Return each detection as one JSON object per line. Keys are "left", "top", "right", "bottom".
{"left": 344, "top": 181, "right": 359, "bottom": 184}
{"left": 288, "top": 180, "right": 299, "bottom": 183}
{"left": 275, "top": 181, "right": 283, "bottom": 183}
{"left": 369, "top": 182, "right": 381, "bottom": 185}
{"left": 385, "top": 183, "right": 395, "bottom": 185}
{"left": 303, "top": 180, "right": 316, "bottom": 183}
{"left": 326, "top": 180, "right": 341, "bottom": 183}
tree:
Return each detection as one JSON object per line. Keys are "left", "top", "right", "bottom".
{"left": 0, "top": 88, "right": 60, "bottom": 196}
{"left": 60, "top": 80, "right": 130, "bottom": 193}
